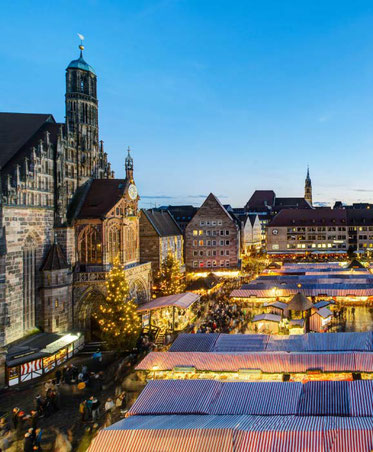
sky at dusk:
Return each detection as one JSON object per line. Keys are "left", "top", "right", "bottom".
{"left": 2, "top": 1, "right": 373, "bottom": 208}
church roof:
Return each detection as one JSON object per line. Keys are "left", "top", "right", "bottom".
{"left": 142, "top": 209, "right": 182, "bottom": 237}
{"left": 40, "top": 243, "right": 68, "bottom": 271}
{"left": 0, "top": 113, "right": 56, "bottom": 167}
{"left": 67, "top": 52, "right": 96, "bottom": 75}
{"left": 75, "top": 179, "right": 128, "bottom": 219}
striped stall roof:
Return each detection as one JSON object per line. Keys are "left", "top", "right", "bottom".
{"left": 170, "top": 333, "right": 219, "bottom": 352}
{"left": 297, "top": 381, "right": 350, "bottom": 416}
{"left": 89, "top": 415, "right": 373, "bottom": 452}
{"left": 127, "top": 380, "right": 221, "bottom": 415}
{"left": 136, "top": 351, "right": 361, "bottom": 373}
{"left": 209, "top": 382, "right": 302, "bottom": 415}
{"left": 126, "top": 380, "right": 373, "bottom": 418}
{"left": 168, "top": 332, "right": 373, "bottom": 353}
{"left": 214, "top": 334, "right": 269, "bottom": 352}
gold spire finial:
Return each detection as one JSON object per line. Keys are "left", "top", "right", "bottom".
{"left": 77, "top": 33, "right": 85, "bottom": 51}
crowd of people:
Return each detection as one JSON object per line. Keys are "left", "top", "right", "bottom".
{"left": 195, "top": 300, "right": 246, "bottom": 334}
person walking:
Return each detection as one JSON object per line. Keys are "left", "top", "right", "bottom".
{"left": 91, "top": 397, "right": 100, "bottom": 421}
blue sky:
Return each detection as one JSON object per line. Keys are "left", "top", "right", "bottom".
{"left": 2, "top": 1, "right": 373, "bottom": 208}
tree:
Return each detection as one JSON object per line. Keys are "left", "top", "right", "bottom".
{"left": 241, "top": 252, "right": 267, "bottom": 276}
{"left": 93, "top": 257, "right": 141, "bottom": 351}
{"left": 153, "top": 253, "right": 185, "bottom": 297}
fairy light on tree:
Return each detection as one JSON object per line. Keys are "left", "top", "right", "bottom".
{"left": 153, "top": 253, "right": 185, "bottom": 297}
{"left": 93, "top": 257, "right": 141, "bottom": 351}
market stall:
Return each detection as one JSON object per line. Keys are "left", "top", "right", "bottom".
{"left": 137, "top": 292, "right": 200, "bottom": 333}
{"left": 6, "top": 332, "right": 84, "bottom": 386}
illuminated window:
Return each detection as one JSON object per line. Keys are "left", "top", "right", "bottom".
{"left": 199, "top": 261, "right": 204, "bottom": 267}
{"left": 108, "top": 226, "right": 121, "bottom": 262}
{"left": 226, "top": 260, "right": 230, "bottom": 267}
{"left": 79, "top": 226, "right": 102, "bottom": 264}
{"left": 193, "top": 261, "right": 198, "bottom": 267}
{"left": 199, "top": 230, "right": 203, "bottom": 235}
{"left": 199, "top": 240, "right": 204, "bottom": 246}
{"left": 193, "top": 230, "right": 198, "bottom": 236}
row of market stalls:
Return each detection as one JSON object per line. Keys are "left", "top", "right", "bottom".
{"left": 251, "top": 293, "right": 334, "bottom": 334}
{"left": 231, "top": 262, "right": 373, "bottom": 333}
{"left": 89, "top": 379, "right": 373, "bottom": 451}
{"left": 135, "top": 332, "right": 373, "bottom": 382}
{"left": 6, "top": 332, "right": 84, "bottom": 386}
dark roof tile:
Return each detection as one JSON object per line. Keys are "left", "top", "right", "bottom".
{"left": 0, "top": 113, "right": 55, "bottom": 167}
{"left": 142, "top": 209, "right": 182, "bottom": 236}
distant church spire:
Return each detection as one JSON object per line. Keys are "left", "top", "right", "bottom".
{"left": 305, "top": 165, "right": 312, "bottom": 206}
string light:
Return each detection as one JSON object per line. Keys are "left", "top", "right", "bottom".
{"left": 92, "top": 256, "right": 141, "bottom": 350}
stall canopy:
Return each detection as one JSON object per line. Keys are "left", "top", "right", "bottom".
{"left": 89, "top": 380, "right": 373, "bottom": 451}
{"left": 127, "top": 380, "right": 373, "bottom": 418}
{"left": 252, "top": 314, "right": 281, "bottom": 323}
{"left": 136, "top": 351, "right": 366, "bottom": 373}
{"left": 89, "top": 415, "right": 373, "bottom": 452}
{"left": 137, "top": 292, "right": 200, "bottom": 312}
{"left": 287, "top": 293, "right": 314, "bottom": 311}
{"left": 169, "top": 332, "right": 373, "bottom": 353}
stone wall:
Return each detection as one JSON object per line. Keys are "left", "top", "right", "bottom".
{"left": 3, "top": 206, "right": 54, "bottom": 345}
{"left": 139, "top": 212, "right": 161, "bottom": 273}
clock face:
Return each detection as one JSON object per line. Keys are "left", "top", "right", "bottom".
{"left": 128, "top": 184, "right": 138, "bottom": 200}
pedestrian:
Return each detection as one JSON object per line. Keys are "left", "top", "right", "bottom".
{"left": 79, "top": 400, "right": 87, "bottom": 422}
{"left": 55, "top": 369, "right": 62, "bottom": 385}
{"left": 86, "top": 397, "right": 93, "bottom": 420}
{"left": 34, "top": 428, "right": 43, "bottom": 451}
{"left": 23, "top": 431, "right": 34, "bottom": 452}
{"left": 104, "top": 398, "right": 114, "bottom": 413}
{"left": 35, "top": 395, "right": 44, "bottom": 418}
{"left": 91, "top": 396, "right": 100, "bottom": 421}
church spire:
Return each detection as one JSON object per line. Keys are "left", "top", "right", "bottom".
{"left": 125, "top": 146, "right": 134, "bottom": 180}
{"left": 304, "top": 165, "right": 312, "bottom": 206}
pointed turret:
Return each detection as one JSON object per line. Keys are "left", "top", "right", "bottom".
{"left": 304, "top": 165, "right": 312, "bottom": 206}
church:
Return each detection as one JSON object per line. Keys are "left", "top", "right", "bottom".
{"left": 0, "top": 42, "right": 151, "bottom": 350}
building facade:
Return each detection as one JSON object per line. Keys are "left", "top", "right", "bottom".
{"left": 184, "top": 194, "right": 240, "bottom": 270}
{"left": 267, "top": 208, "right": 349, "bottom": 254}
{"left": 139, "top": 209, "right": 184, "bottom": 274}
{"left": 0, "top": 43, "right": 151, "bottom": 351}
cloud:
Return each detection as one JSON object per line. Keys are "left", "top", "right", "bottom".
{"left": 141, "top": 195, "right": 175, "bottom": 199}
{"left": 313, "top": 201, "right": 331, "bottom": 207}
{"left": 352, "top": 189, "right": 373, "bottom": 193}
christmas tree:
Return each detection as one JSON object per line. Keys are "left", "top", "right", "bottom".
{"left": 93, "top": 257, "right": 141, "bottom": 351}
{"left": 153, "top": 253, "right": 185, "bottom": 297}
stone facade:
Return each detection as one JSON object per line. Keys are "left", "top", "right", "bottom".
{"left": 0, "top": 45, "right": 151, "bottom": 347}
{"left": 184, "top": 193, "right": 240, "bottom": 270}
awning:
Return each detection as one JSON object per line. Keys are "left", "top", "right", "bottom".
{"left": 137, "top": 292, "right": 200, "bottom": 312}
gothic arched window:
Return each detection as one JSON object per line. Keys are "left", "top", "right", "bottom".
{"left": 79, "top": 226, "right": 102, "bottom": 264}
{"left": 108, "top": 226, "right": 121, "bottom": 263}
{"left": 125, "top": 227, "right": 137, "bottom": 262}
{"left": 23, "top": 236, "right": 36, "bottom": 330}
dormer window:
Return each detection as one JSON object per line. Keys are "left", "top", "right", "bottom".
{"left": 80, "top": 80, "right": 84, "bottom": 92}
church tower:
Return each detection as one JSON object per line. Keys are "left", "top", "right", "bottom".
{"left": 65, "top": 37, "right": 100, "bottom": 184}
{"left": 305, "top": 166, "right": 312, "bottom": 206}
